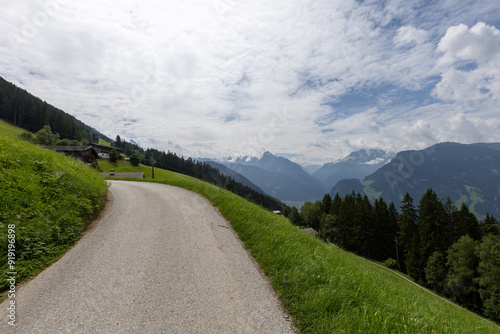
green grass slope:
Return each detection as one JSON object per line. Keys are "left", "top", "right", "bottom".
{"left": 0, "top": 123, "right": 107, "bottom": 291}
{"left": 0, "top": 119, "right": 25, "bottom": 138}
{"left": 102, "top": 162, "right": 499, "bottom": 333}
{"left": 99, "top": 160, "right": 159, "bottom": 178}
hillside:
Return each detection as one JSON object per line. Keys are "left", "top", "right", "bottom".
{"left": 0, "top": 120, "right": 107, "bottom": 291}
{"left": 2, "top": 119, "right": 498, "bottom": 332}
{"left": 331, "top": 142, "right": 500, "bottom": 217}
{"left": 142, "top": 163, "right": 499, "bottom": 333}
{"left": 0, "top": 76, "right": 110, "bottom": 143}
{"left": 204, "top": 161, "right": 267, "bottom": 195}
{"left": 314, "top": 149, "right": 394, "bottom": 191}
{"left": 211, "top": 152, "right": 325, "bottom": 201}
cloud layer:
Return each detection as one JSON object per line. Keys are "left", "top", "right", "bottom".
{"left": 1, "top": 0, "right": 500, "bottom": 163}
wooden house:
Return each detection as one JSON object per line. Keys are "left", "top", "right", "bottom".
{"left": 90, "top": 143, "right": 121, "bottom": 159}
{"left": 44, "top": 146, "right": 98, "bottom": 165}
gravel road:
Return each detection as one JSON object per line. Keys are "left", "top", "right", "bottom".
{"left": 0, "top": 181, "right": 295, "bottom": 333}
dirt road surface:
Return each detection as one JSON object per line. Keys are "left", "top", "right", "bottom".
{"left": 0, "top": 181, "right": 295, "bottom": 333}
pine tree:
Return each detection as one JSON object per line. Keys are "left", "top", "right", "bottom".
{"left": 354, "top": 194, "right": 373, "bottom": 257}
{"left": 322, "top": 193, "right": 332, "bottom": 214}
{"left": 329, "top": 193, "right": 342, "bottom": 216}
{"left": 418, "top": 188, "right": 449, "bottom": 282}
{"left": 481, "top": 214, "right": 499, "bottom": 236}
{"left": 454, "top": 203, "right": 481, "bottom": 241}
{"left": 398, "top": 193, "right": 419, "bottom": 277}
{"left": 288, "top": 207, "right": 303, "bottom": 226}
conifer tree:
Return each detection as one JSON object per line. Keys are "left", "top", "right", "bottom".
{"left": 418, "top": 188, "right": 449, "bottom": 282}
{"left": 454, "top": 203, "right": 481, "bottom": 241}
{"left": 329, "top": 193, "right": 342, "bottom": 216}
{"left": 322, "top": 193, "right": 332, "bottom": 214}
{"left": 398, "top": 193, "right": 419, "bottom": 277}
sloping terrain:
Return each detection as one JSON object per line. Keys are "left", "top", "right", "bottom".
{"left": 331, "top": 142, "right": 500, "bottom": 217}
{"left": 215, "top": 152, "right": 325, "bottom": 201}
{"left": 314, "top": 149, "right": 393, "bottom": 191}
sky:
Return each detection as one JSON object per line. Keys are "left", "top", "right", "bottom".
{"left": 1, "top": 0, "right": 500, "bottom": 165}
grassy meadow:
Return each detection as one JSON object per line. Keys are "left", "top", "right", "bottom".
{"left": 103, "top": 162, "right": 499, "bottom": 333}
{"left": 2, "top": 118, "right": 498, "bottom": 332}
{"left": 0, "top": 121, "right": 107, "bottom": 292}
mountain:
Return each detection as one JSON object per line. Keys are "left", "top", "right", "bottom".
{"left": 212, "top": 152, "right": 325, "bottom": 202}
{"left": 204, "top": 161, "right": 267, "bottom": 195}
{"left": 302, "top": 164, "right": 322, "bottom": 175}
{"left": 330, "top": 142, "right": 500, "bottom": 217}
{"left": 314, "top": 149, "right": 394, "bottom": 191}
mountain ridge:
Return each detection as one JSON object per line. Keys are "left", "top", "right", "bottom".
{"left": 331, "top": 142, "right": 500, "bottom": 217}
{"left": 313, "top": 149, "right": 394, "bottom": 191}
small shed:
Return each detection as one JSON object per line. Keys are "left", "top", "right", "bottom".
{"left": 45, "top": 146, "right": 98, "bottom": 164}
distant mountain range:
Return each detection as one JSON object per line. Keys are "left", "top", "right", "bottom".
{"left": 202, "top": 161, "right": 266, "bottom": 194}
{"left": 204, "top": 143, "right": 500, "bottom": 218}
{"left": 331, "top": 142, "right": 500, "bottom": 217}
{"left": 212, "top": 152, "right": 325, "bottom": 201}
{"left": 313, "top": 149, "right": 394, "bottom": 191}
{"left": 202, "top": 149, "right": 394, "bottom": 202}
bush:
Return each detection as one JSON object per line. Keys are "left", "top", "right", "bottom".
{"left": 383, "top": 258, "right": 400, "bottom": 270}
{"left": 19, "top": 132, "right": 34, "bottom": 142}
{"left": 109, "top": 149, "right": 120, "bottom": 162}
{"left": 130, "top": 152, "right": 140, "bottom": 166}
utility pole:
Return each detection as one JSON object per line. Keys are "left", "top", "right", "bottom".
{"left": 151, "top": 151, "right": 155, "bottom": 179}
{"left": 394, "top": 236, "right": 400, "bottom": 267}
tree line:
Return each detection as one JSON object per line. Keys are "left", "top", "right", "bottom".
{"left": 291, "top": 190, "right": 500, "bottom": 321}
{"left": 0, "top": 76, "right": 107, "bottom": 143}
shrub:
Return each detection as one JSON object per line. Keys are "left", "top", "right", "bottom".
{"left": 384, "top": 258, "right": 400, "bottom": 270}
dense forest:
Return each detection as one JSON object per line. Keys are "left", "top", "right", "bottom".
{"left": 293, "top": 190, "right": 500, "bottom": 321}
{"left": 0, "top": 76, "right": 109, "bottom": 143}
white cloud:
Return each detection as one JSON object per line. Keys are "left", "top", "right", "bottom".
{"left": 433, "top": 22, "right": 500, "bottom": 106}
{"left": 394, "top": 25, "right": 429, "bottom": 46}
{"left": 437, "top": 22, "right": 500, "bottom": 65}
{"left": 0, "top": 1, "right": 499, "bottom": 163}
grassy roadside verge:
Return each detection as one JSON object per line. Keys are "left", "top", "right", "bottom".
{"left": 105, "top": 168, "right": 499, "bottom": 333}
{"left": 0, "top": 133, "right": 108, "bottom": 294}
